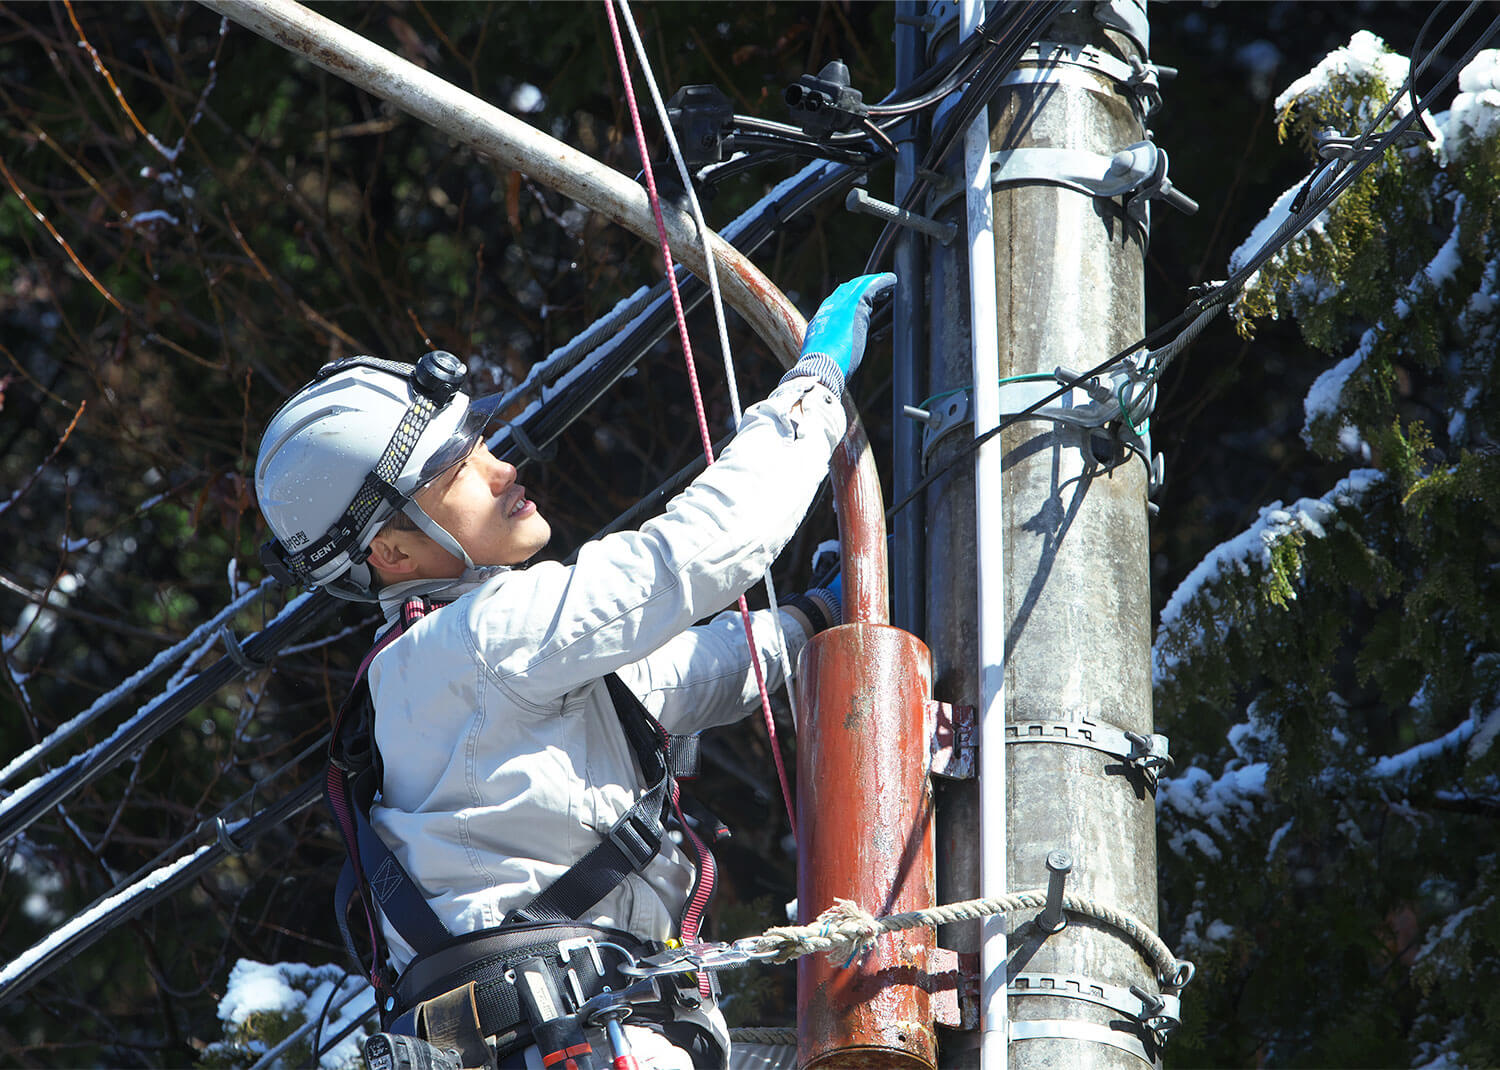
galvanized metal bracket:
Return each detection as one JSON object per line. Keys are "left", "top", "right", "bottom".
{"left": 990, "top": 141, "right": 1197, "bottom": 226}
{"left": 846, "top": 187, "right": 957, "bottom": 245}
{"left": 1005, "top": 717, "right": 1171, "bottom": 790}
{"left": 928, "top": 947, "right": 980, "bottom": 1030}
{"left": 929, "top": 700, "right": 976, "bottom": 780}
{"left": 904, "top": 378, "right": 1103, "bottom": 465}
{"left": 1003, "top": 41, "right": 1173, "bottom": 118}
{"left": 1009, "top": 1017, "right": 1156, "bottom": 1066}
{"left": 1011, "top": 971, "right": 1180, "bottom": 1049}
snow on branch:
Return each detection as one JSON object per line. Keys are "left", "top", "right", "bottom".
{"left": 1153, "top": 469, "right": 1383, "bottom": 685}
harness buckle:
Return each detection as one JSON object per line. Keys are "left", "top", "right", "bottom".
{"left": 607, "top": 813, "right": 660, "bottom": 871}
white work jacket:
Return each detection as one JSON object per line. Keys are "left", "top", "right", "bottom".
{"left": 367, "top": 377, "right": 846, "bottom": 974}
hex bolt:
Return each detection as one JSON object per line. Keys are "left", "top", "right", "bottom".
{"left": 1036, "top": 849, "right": 1074, "bottom": 934}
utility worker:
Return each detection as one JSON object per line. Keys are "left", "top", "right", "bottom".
{"left": 253, "top": 273, "right": 894, "bottom": 1070}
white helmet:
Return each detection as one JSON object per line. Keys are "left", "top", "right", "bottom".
{"left": 255, "top": 352, "right": 504, "bottom": 597}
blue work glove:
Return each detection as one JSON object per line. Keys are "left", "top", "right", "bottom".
{"left": 780, "top": 273, "right": 898, "bottom": 395}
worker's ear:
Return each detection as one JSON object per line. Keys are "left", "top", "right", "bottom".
{"left": 366, "top": 530, "right": 421, "bottom": 576}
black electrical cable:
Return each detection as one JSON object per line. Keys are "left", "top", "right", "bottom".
{"left": 496, "top": 161, "right": 859, "bottom": 469}
{"left": 867, "top": 0, "right": 1035, "bottom": 116}
{"left": 730, "top": 131, "right": 881, "bottom": 166}
{"left": 306, "top": 967, "right": 351, "bottom": 1070}
{"left": 1218, "top": 6, "right": 1498, "bottom": 299}
{"left": 0, "top": 592, "right": 339, "bottom": 850}
{"left": 0, "top": 776, "right": 323, "bottom": 1008}
{"left": 863, "top": 0, "right": 1069, "bottom": 272}
{"left": 715, "top": 1, "right": 1048, "bottom": 177}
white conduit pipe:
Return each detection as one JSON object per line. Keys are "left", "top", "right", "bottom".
{"left": 960, "top": 0, "right": 1009, "bottom": 1066}
{"left": 197, "top": 0, "right": 807, "bottom": 369}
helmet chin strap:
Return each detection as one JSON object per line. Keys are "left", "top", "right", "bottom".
{"left": 328, "top": 501, "right": 481, "bottom": 603}
{"left": 400, "top": 500, "right": 477, "bottom": 571}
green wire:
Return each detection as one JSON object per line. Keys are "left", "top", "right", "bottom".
{"left": 917, "top": 373, "right": 1057, "bottom": 413}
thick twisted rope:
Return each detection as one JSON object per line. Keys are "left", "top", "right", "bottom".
{"left": 728, "top": 1027, "right": 797, "bottom": 1046}
{"left": 750, "top": 892, "right": 1195, "bottom": 990}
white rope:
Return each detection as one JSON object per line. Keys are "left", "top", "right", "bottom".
{"left": 615, "top": 0, "right": 802, "bottom": 723}
{"left": 749, "top": 892, "right": 1195, "bottom": 990}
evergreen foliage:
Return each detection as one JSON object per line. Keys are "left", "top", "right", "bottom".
{"left": 1155, "top": 31, "right": 1500, "bottom": 1068}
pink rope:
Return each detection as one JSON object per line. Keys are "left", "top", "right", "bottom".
{"left": 603, "top": 0, "right": 798, "bottom": 840}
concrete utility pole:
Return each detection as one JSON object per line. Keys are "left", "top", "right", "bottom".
{"left": 920, "top": 1, "right": 1171, "bottom": 1066}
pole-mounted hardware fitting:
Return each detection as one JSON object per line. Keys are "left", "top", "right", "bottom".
{"left": 1091, "top": 0, "right": 1149, "bottom": 59}
{"left": 1006, "top": 716, "right": 1173, "bottom": 791}
{"left": 1316, "top": 125, "right": 1429, "bottom": 162}
{"left": 1034, "top": 850, "right": 1073, "bottom": 934}
{"left": 1010, "top": 971, "right": 1181, "bottom": 1064}
{"left": 846, "top": 188, "right": 957, "bottom": 245}
{"left": 928, "top": 700, "right": 976, "bottom": 779}
{"left": 666, "top": 84, "right": 735, "bottom": 170}
{"left": 904, "top": 361, "right": 1165, "bottom": 498}
{"left": 1004, "top": 42, "right": 1175, "bottom": 118}
{"left": 903, "top": 389, "right": 971, "bottom": 465}
{"left": 785, "top": 60, "right": 867, "bottom": 137}
{"left": 990, "top": 140, "right": 1198, "bottom": 226}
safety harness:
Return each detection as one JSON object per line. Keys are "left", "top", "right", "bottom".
{"left": 326, "top": 596, "right": 722, "bottom": 1066}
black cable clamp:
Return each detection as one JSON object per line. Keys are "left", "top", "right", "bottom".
{"left": 218, "top": 623, "right": 269, "bottom": 674}
{"left": 504, "top": 421, "right": 556, "bottom": 467}
{"left": 666, "top": 84, "right": 734, "bottom": 169}
{"left": 785, "top": 60, "right": 868, "bottom": 138}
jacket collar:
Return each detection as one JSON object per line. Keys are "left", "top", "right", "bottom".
{"left": 376, "top": 565, "right": 508, "bottom": 624}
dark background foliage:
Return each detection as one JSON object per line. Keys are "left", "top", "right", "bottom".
{"left": 0, "top": 2, "right": 1459, "bottom": 1066}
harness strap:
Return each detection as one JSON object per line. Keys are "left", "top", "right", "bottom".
{"left": 328, "top": 595, "right": 720, "bottom": 990}
{"left": 504, "top": 673, "right": 675, "bottom": 926}
{"left": 351, "top": 769, "right": 452, "bottom": 952}
{"left": 392, "top": 923, "right": 659, "bottom": 1050}
{"left": 327, "top": 599, "right": 438, "bottom": 986}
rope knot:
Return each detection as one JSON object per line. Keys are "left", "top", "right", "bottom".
{"left": 756, "top": 897, "right": 882, "bottom": 964}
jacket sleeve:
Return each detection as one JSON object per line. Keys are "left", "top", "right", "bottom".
{"left": 464, "top": 377, "right": 846, "bottom": 709}
{"left": 614, "top": 606, "right": 809, "bottom": 735}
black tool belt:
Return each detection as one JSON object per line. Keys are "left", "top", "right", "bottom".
{"left": 389, "top": 921, "right": 668, "bottom": 1063}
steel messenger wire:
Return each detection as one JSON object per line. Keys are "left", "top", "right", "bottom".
{"left": 0, "top": 769, "right": 324, "bottom": 1005}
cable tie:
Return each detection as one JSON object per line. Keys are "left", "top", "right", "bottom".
{"left": 215, "top": 815, "right": 249, "bottom": 856}
{"left": 504, "top": 421, "right": 555, "bottom": 466}
{"left": 217, "top": 624, "right": 268, "bottom": 674}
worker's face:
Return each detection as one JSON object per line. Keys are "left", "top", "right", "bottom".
{"left": 412, "top": 440, "right": 551, "bottom": 570}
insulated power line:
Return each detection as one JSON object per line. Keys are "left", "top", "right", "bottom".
{"left": 0, "top": 776, "right": 322, "bottom": 1007}
{"left": 0, "top": 592, "right": 338, "bottom": 850}
{"left": 863, "top": 0, "right": 1070, "bottom": 272}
